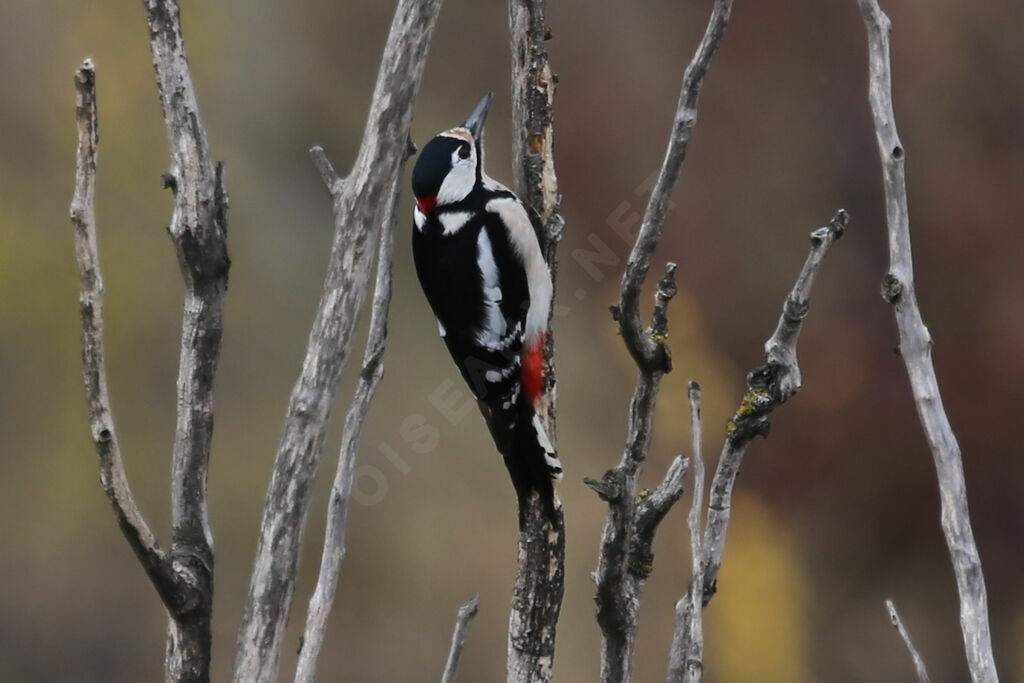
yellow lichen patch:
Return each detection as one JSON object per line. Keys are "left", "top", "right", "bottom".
{"left": 736, "top": 389, "right": 771, "bottom": 417}
{"left": 648, "top": 289, "right": 740, "bottom": 454}
{"left": 705, "top": 493, "right": 810, "bottom": 683}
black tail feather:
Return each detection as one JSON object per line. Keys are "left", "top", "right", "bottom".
{"left": 478, "top": 391, "right": 560, "bottom": 529}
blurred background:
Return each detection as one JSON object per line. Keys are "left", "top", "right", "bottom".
{"left": 2, "top": 0, "right": 1022, "bottom": 681}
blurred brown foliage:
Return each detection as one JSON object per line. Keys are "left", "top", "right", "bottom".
{"left": 1, "top": 1, "right": 1022, "bottom": 681}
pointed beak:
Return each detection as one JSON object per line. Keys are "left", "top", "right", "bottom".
{"left": 463, "top": 92, "right": 493, "bottom": 140}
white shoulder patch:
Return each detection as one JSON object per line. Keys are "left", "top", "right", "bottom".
{"left": 485, "top": 196, "right": 552, "bottom": 348}
{"left": 437, "top": 319, "right": 446, "bottom": 337}
{"left": 476, "top": 228, "right": 507, "bottom": 347}
{"left": 439, "top": 211, "right": 472, "bottom": 235}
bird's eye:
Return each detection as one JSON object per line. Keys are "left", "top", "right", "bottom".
{"left": 458, "top": 145, "right": 471, "bottom": 160}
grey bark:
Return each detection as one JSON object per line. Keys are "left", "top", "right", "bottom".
{"left": 294, "top": 142, "right": 411, "bottom": 683}
{"left": 615, "top": 0, "right": 733, "bottom": 375}
{"left": 667, "top": 382, "right": 705, "bottom": 683}
{"left": 589, "top": 267, "right": 686, "bottom": 683}
{"left": 72, "top": 2, "right": 230, "bottom": 677}
{"left": 71, "top": 59, "right": 187, "bottom": 627}
{"left": 506, "top": 2, "right": 566, "bottom": 681}
{"left": 441, "top": 594, "right": 481, "bottom": 683}
{"left": 232, "top": 2, "right": 443, "bottom": 680}
{"left": 700, "top": 211, "right": 847, "bottom": 604}
{"left": 857, "top": 3, "right": 997, "bottom": 681}
{"left": 666, "top": 210, "right": 848, "bottom": 683}
{"left": 588, "top": 2, "right": 733, "bottom": 681}
{"left": 886, "top": 599, "right": 931, "bottom": 683}
{"left": 143, "top": 2, "right": 230, "bottom": 676}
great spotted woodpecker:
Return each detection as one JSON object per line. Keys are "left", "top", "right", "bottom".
{"left": 411, "top": 93, "right": 562, "bottom": 526}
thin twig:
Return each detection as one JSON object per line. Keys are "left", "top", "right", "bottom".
{"left": 633, "top": 455, "right": 689, "bottom": 578}
{"left": 857, "top": 3, "right": 997, "bottom": 681}
{"left": 590, "top": 2, "right": 733, "bottom": 680}
{"left": 233, "top": 3, "right": 443, "bottom": 681}
{"left": 885, "top": 599, "right": 931, "bottom": 683}
{"left": 667, "top": 382, "right": 705, "bottom": 682}
{"left": 506, "top": 1, "right": 565, "bottom": 681}
{"left": 294, "top": 140, "right": 413, "bottom": 683}
{"left": 71, "top": 57, "right": 183, "bottom": 617}
{"left": 614, "top": 0, "right": 733, "bottom": 374}
{"left": 698, "top": 210, "right": 848, "bottom": 609}
{"left": 441, "top": 594, "right": 481, "bottom": 683}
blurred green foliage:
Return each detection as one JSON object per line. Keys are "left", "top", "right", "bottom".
{"left": 2, "top": 0, "right": 1023, "bottom": 681}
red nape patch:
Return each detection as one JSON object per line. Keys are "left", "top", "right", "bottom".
{"left": 416, "top": 195, "right": 436, "bottom": 214}
{"left": 522, "top": 334, "right": 546, "bottom": 403}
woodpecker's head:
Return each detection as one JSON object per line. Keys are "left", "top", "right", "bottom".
{"left": 412, "top": 92, "right": 492, "bottom": 215}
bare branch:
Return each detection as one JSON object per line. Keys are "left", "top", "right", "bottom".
{"left": 857, "top": 3, "right": 997, "bottom": 680}
{"left": 142, "top": 2, "right": 230, "bottom": 677}
{"left": 294, "top": 140, "right": 412, "bottom": 683}
{"left": 615, "top": 0, "right": 733, "bottom": 373}
{"left": 885, "top": 599, "right": 931, "bottom": 683}
{"left": 508, "top": 0, "right": 563, "bottom": 264}
{"left": 441, "top": 594, "right": 481, "bottom": 683}
{"left": 506, "top": 502, "right": 565, "bottom": 683}
{"left": 667, "top": 382, "right": 706, "bottom": 683}
{"left": 590, "top": 3, "right": 733, "bottom": 679}
{"left": 70, "top": 56, "right": 183, "bottom": 618}
{"left": 591, "top": 265, "right": 684, "bottom": 683}
{"left": 233, "top": 3, "right": 442, "bottom": 680}
{"left": 309, "top": 145, "right": 342, "bottom": 196}
{"left": 509, "top": 0, "right": 563, "bottom": 429}
{"left": 699, "top": 210, "right": 847, "bottom": 608}
{"left": 633, "top": 455, "right": 689, "bottom": 577}
{"left": 506, "top": 2, "right": 566, "bottom": 681}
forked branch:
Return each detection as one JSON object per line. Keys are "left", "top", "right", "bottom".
{"left": 667, "top": 210, "right": 848, "bottom": 683}
{"left": 73, "top": 2, "right": 230, "bottom": 678}
{"left": 589, "top": 2, "right": 733, "bottom": 680}
{"left": 233, "top": 2, "right": 443, "bottom": 681}
{"left": 616, "top": 0, "right": 733, "bottom": 374}
{"left": 294, "top": 140, "right": 414, "bottom": 683}
{"left": 71, "top": 57, "right": 183, "bottom": 620}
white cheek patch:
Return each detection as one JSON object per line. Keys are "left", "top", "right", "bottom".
{"left": 413, "top": 207, "right": 426, "bottom": 231}
{"left": 436, "top": 164, "right": 475, "bottom": 205}
{"left": 436, "top": 146, "right": 477, "bottom": 207}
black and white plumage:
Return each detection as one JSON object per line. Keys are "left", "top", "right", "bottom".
{"left": 411, "top": 93, "right": 561, "bottom": 526}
